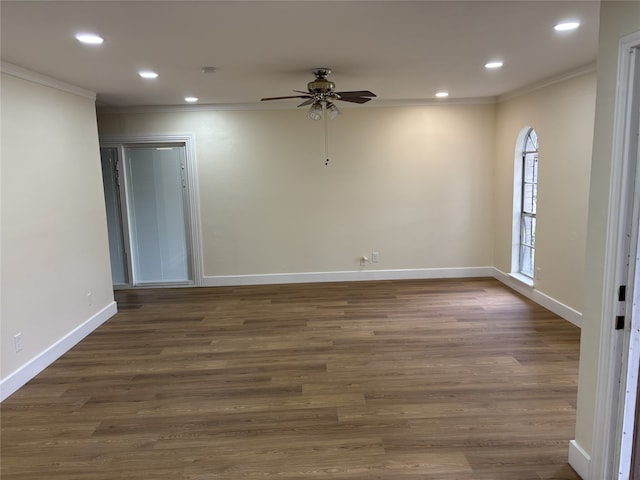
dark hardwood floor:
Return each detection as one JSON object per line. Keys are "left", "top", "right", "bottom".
{"left": 1, "top": 278, "right": 581, "bottom": 479}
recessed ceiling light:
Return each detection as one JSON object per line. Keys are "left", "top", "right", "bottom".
{"left": 435, "top": 92, "right": 449, "bottom": 98}
{"left": 485, "top": 61, "right": 504, "bottom": 69}
{"left": 554, "top": 21, "right": 580, "bottom": 31}
{"left": 75, "top": 33, "right": 104, "bottom": 45}
{"left": 138, "top": 71, "right": 158, "bottom": 79}
{"left": 184, "top": 96, "right": 198, "bottom": 103}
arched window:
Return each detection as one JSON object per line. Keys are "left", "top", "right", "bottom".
{"left": 517, "top": 128, "right": 538, "bottom": 278}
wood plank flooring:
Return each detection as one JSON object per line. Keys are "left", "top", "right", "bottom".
{"left": 1, "top": 278, "right": 581, "bottom": 479}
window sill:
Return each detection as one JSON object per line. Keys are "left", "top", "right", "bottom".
{"left": 509, "top": 272, "right": 534, "bottom": 287}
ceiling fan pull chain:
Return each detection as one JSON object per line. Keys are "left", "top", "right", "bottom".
{"left": 324, "top": 103, "right": 330, "bottom": 166}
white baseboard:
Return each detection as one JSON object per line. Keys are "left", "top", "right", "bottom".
{"left": 0, "top": 301, "right": 118, "bottom": 402}
{"left": 569, "top": 439, "right": 591, "bottom": 479}
{"left": 202, "top": 267, "right": 495, "bottom": 287}
{"left": 204, "top": 268, "right": 583, "bottom": 327}
{"left": 493, "top": 268, "right": 582, "bottom": 328}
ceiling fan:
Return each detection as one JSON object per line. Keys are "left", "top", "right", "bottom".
{"left": 261, "top": 69, "right": 375, "bottom": 165}
{"left": 261, "top": 68, "right": 376, "bottom": 121}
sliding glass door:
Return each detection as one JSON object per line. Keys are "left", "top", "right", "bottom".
{"left": 126, "top": 145, "right": 191, "bottom": 284}
{"left": 100, "top": 143, "right": 195, "bottom": 287}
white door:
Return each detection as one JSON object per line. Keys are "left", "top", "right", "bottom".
{"left": 124, "top": 145, "right": 191, "bottom": 285}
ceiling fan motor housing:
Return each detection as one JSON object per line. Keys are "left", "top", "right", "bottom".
{"left": 308, "top": 68, "right": 335, "bottom": 97}
{"left": 307, "top": 79, "right": 335, "bottom": 95}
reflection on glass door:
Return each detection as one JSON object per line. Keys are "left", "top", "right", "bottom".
{"left": 125, "top": 146, "right": 190, "bottom": 284}
{"left": 100, "top": 148, "right": 129, "bottom": 286}
{"left": 100, "top": 144, "right": 193, "bottom": 287}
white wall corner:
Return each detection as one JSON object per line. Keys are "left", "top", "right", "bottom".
{"left": 569, "top": 439, "right": 591, "bottom": 479}
{"left": 492, "top": 268, "right": 583, "bottom": 327}
{"left": 0, "top": 302, "right": 118, "bottom": 402}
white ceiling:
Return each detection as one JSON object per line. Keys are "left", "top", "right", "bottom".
{"left": 0, "top": 1, "right": 601, "bottom": 108}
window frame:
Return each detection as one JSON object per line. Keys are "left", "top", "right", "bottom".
{"left": 519, "top": 129, "right": 538, "bottom": 278}
{"left": 510, "top": 127, "right": 539, "bottom": 283}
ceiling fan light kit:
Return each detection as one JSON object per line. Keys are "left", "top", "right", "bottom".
{"left": 307, "top": 102, "right": 323, "bottom": 121}
{"left": 326, "top": 102, "right": 341, "bottom": 120}
{"left": 261, "top": 68, "right": 375, "bottom": 164}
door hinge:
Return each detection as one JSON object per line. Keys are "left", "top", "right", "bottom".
{"left": 616, "top": 285, "right": 627, "bottom": 330}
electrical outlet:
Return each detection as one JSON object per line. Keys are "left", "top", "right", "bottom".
{"left": 14, "top": 333, "right": 23, "bottom": 353}
{"left": 372, "top": 251, "right": 380, "bottom": 263}
{"left": 87, "top": 292, "right": 92, "bottom": 306}
{"left": 535, "top": 267, "right": 542, "bottom": 280}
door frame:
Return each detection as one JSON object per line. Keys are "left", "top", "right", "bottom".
{"left": 590, "top": 30, "right": 640, "bottom": 479}
{"left": 100, "top": 134, "right": 203, "bottom": 287}
{"left": 616, "top": 41, "right": 640, "bottom": 479}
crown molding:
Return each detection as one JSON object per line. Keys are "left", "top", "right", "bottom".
{"left": 498, "top": 61, "right": 597, "bottom": 103}
{"left": 368, "top": 97, "right": 497, "bottom": 107}
{"left": 96, "top": 96, "right": 497, "bottom": 115}
{"left": 1, "top": 60, "right": 595, "bottom": 111}
{"left": 1, "top": 62, "right": 96, "bottom": 101}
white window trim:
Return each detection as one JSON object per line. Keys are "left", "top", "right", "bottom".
{"left": 511, "top": 126, "right": 535, "bottom": 278}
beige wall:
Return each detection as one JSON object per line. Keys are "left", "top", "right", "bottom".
{"left": 98, "top": 104, "right": 496, "bottom": 277}
{"left": 1, "top": 73, "right": 114, "bottom": 380}
{"left": 574, "top": 0, "right": 640, "bottom": 459}
{"left": 494, "top": 72, "right": 596, "bottom": 312}
{"left": 99, "top": 74, "right": 595, "bottom": 309}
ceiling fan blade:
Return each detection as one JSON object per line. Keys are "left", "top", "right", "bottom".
{"left": 261, "top": 95, "right": 311, "bottom": 101}
{"left": 297, "top": 98, "right": 315, "bottom": 107}
{"left": 336, "top": 96, "right": 373, "bottom": 104}
{"left": 336, "top": 90, "right": 377, "bottom": 98}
